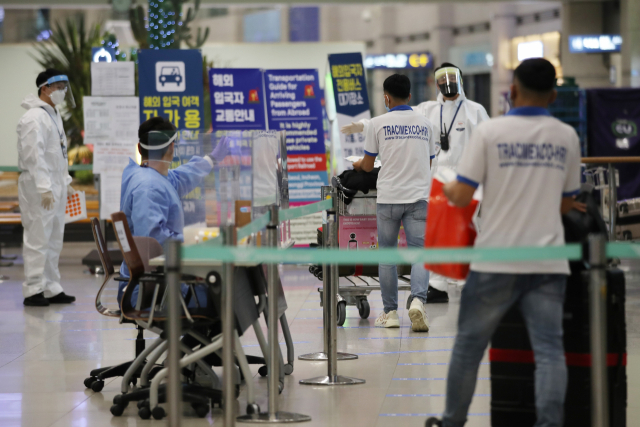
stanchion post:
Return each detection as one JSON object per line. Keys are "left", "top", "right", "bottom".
{"left": 588, "top": 233, "right": 609, "bottom": 427}
{"left": 608, "top": 163, "right": 617, "bottom": 241}
{"left": 165, "top": 239, "right": 182, "bottom": 427}
{"left": 222, "top": 225, "right": 236, "bottom": 427}
{"left": 238, "top": 205, "right": 311, "bottom": 423}
{"left": 300, "top": 188, "right": 365, "bottom": 386}
{"left": 298, "top": 187, "right": 358, "bottom": 362}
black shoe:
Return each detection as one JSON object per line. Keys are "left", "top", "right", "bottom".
{"left": 426, "top": 286, "right": 449, "bottom": 303}
{"left": 24, "top": 292, "right": 50, "bottom": 307}
{"left": 425, "top": 417, "right": 443, "bottom": 427}
{"left": 47, "top": 292, "right": 76, "bottom": 304}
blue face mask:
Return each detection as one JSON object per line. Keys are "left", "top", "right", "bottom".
{"left": 384, "top": 95, "right": 390, "bottom": 112}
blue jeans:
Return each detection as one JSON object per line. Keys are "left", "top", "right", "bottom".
{"left": 377, "top": 201, "right": 429, "bottom": 312}
{"left": 443, "top": 272, "right": 568, "bottom": 427}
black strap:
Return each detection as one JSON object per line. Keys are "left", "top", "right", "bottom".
{"left": 440, "top": 101, "right": 464, "bottom": 137}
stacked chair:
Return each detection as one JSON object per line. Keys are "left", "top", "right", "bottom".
{"left": 87, "top": 212, "right": 292, "bottom": 420}
{"left": 83, "top": 218, "right": 155, "bottom": 392}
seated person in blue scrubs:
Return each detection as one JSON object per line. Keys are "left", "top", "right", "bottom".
{"left": 118, "top": 117, "right": 219, "bottom": 305}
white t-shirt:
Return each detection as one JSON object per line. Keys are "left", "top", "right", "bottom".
{"left": 456, "top": 107, "right": 581, "bottom": 275}
{"left": 364, "top": 106, "right": 435, "bottom": 204}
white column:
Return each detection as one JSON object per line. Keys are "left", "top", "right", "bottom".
{"left": 490, "top": 4, "right": 516, "bottom": 117}
{"left": 370, "top": 5, "right": 397, "bottom": 117}
{"left": 560, "top": 2, "right": 610, "bottom": 88}
{"left": 621, "top": 0, "right": 640, "bottom": 87}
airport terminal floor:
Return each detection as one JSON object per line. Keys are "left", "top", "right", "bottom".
{"left": 0, "top": 242, "right": 639, "bottom": 427}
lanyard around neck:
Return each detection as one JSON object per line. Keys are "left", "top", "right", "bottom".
{"left": 40, "top": 107, "right": 64, "bottom": 142}
{"left": 440, "top": 100, "right": 464, "bottom": 137}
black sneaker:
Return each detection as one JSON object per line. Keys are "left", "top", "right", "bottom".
{"left": 426, "top": 286, "right": 449, "bottom": 303}
{"left": 425, "top": 417, "right": 443, "bottom": 427}
{"left": 24, "top": 292, "right": 50, "bottom": 307}
{"left": 47, "top": 292, "right": 76, "bottom": 304}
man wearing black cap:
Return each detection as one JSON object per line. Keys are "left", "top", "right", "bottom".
{"left": 17, "top": 68, "right": 76, "bottom": 306}
{"left": 117, "top": 117, "right": 225, "bottom": 304}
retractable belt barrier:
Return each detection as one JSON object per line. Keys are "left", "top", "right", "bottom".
{"left": 171, "top": 194, "right": 640, "bottom": 427}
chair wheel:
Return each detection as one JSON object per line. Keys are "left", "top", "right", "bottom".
{"left": 425, "top": 417, "right": 443, "bottom": 427}
{"left": 246, "top": 403, "right": 260, "bottom": 415}
{"left": 138, "top": 406, "right": 151, "bottom": 419}
{"left": 113, "top": 395, "right": 123, "bottom": 405}
{"left": 284, "top": 363, "right": 293, "bottom": 375}
{"left": 110, "top": 404, "right": 125, "bottom": 417}
{"left": 278, "top": 381, "right": 284, "bottom": 394}
{"left": 193, "top": 403, "right": 209, "bottom": 418}
{"left": 91, "top": 380, "right": 105, "bottom": 392}
{"left": 152, "top": 406, "right": 165, "bottom": 420}
{"left": 137, "top": 399, "right": 148, "bottom": 409}
{"left": 258, "top": 365, "right": 268, "bottom": 377}
{"left": 337, "top": 301, "right": 347, "bottom": 326}
{"left": 84, "top": 377, "right": 96, "bottom": 388}
{"left": 358, "top": 299, "right": 370, "bottom": 319}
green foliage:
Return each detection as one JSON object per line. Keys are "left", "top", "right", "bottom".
{"left": 130, "top": 0, "right": 209, "bottom": 50}
{"left": 129, "top": 1, "right": 150, "bottom": 49}
{"left": 74, "top": 170, "right": 95, "bottom": 185}
{"left": 32, "top": 16, "right": 104, "bottom": 148}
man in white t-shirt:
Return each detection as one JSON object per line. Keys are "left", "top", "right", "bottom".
{"left": 425, "top": 58, "right": 581, "bottom": 427}
{"left": 341, "top": 64, "right": 490, "bottom": 304}
{"left": 352, "top": 74, "right": 436, "bottom": 332}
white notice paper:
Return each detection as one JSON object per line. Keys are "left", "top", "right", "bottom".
{"left": 83, "top": 96, "right": 139, "bottom": 174}
{"left": 91, "top": 62, "right": 135, "bottom": 96}
{"left": 100, "top": 170, "right": 124, "bottom": 220}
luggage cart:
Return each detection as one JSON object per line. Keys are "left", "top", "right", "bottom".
{"left": 310, "top": 188, "right": 413, "bottom": 326}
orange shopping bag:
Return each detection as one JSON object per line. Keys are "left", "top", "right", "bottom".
{"left": 424, "top": 175, "right": 479, "bottom": 280}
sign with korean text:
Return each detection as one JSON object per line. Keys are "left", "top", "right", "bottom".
{"left": 138, "top": 49, "right": 204, "bottom": 135}
{"left": 328, "top": 52, "right": 371, "bottom": 171}
{"left": 138, "top": 49, "right": 206, "bottom": 225}
{"left": 209, "top": 68, "right": 266, "bottom": 130}
{"left": 264, "top": 69, "right": 328, "bottom": 203}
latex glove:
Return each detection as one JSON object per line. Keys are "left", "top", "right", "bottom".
{"left": 433, "top": 167, "right": 457, "bottom": 184}
{"left": 41, "top": 191, "right": 54, "bottom": 210}
{"left": 210, "top": 136, "right": 230, "bottom": 162}
{"left": 67, "top": 185, "right": 76, "bottom": 196}
{"left": 341, "top": 121, "right": 364, "bottom": 135}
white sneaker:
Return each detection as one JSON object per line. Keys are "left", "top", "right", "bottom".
{"left": 375, "top": 310, "right": 400, "bottom": 328}
{"left": 408, "top": 299, "right": 430, "bottom": 332}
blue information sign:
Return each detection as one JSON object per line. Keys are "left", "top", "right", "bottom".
{"left": 138, "top": 49, "right": 204, "bottom": 132}
{"left": 138, "top": 49, "right": 206, "bottom": 225}
{"left": 209, "top": 68, "right": 266, "bottom": 130}
{"left": 264, "top": 69, "right": 328, "bottom": 202}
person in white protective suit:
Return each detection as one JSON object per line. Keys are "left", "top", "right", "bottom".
{"left": 341, "top": 63, "right": 490, "bottom": 304}
{"left": 17, "top": 69, "right": 77, "bottom": 306}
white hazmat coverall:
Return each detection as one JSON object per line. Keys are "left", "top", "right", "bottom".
{"left": 17, "top": 94, "right": 72, "bottom": 298}
{"left": 414, "top": 91, "right": 489, "bottom": 292}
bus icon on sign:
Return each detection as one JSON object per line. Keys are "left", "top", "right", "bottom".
{"left": 155, "top": 61, "right": 186, "bottom": 92}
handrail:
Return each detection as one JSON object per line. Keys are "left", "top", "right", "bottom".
{"left": 581, "top": 157, "right": 640, "bottom": 164}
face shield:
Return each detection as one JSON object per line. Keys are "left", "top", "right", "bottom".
{"left": 140, "top": 129, "right": 179, "bottom": 169}
{"left": 38, "top": 75, "right": 76, "bottom": 109}
{"left": 435, "top": 67, "right": 462, "bottom": 98}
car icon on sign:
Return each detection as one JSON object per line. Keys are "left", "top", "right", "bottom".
{"left": 159, "top": 66, "right": 182, "bottom": 86}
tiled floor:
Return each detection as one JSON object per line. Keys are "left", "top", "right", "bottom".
{"left": 0, "top": 242, "right": 638, "bottom": 426}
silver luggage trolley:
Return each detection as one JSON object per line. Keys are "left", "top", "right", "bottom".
{"left": 311, "top": 187, "right": 413, "bottom": 326}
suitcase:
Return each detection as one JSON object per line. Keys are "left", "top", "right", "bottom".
{"left": 490, "top": 264, "right": 627, "bottom": 427}
{"left": 617, "top": 198, "right": 640, "bottom": 240}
